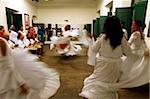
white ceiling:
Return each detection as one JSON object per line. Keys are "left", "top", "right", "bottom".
{"left": 31, "top": 0, "right": 99, "bottom": 8}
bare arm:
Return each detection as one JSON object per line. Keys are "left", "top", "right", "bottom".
{"left": 0, "top": 38, "right": 7, "bottom": 56}
{"left": 128, "top": 31, "right": 140, "bottom": 45}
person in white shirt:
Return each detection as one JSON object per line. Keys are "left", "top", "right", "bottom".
{"left": 18, "top": 25, "right": 26, "bottom": 38}
{"left": 17, "top": 33, "right": 27, "bottom": 48}
{"left": 121, "top": 21, "right": 128, "bottom": 39}
{"left": 9, "top": 25, "right": 18, "bottom": 44}
{"left": 24, "top": 33, "right": 31, "bottom": 47}
{"left": 62, "top": 25, "right": 72, "bottom": 37}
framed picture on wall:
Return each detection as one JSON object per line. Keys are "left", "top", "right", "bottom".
{"left": 24, "top": 14, "right": 30, "bottom": 30}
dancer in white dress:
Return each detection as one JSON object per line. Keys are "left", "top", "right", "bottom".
{"left": 51, "top": 25, "right": 82, "bottom": 56}
{"left": 86, "top": 32, "right": 96, "bottom": 66}
{"left": 80, "top": 29, "right": 89, "bottom": 47}
{"left": 62, "top": 25, "right": 72, "bottom": 38}
{"left": 79, "top": 17, "right": 149, "bottom": 99}
{"left": 0, "top": 37, "right": 28, "bottom": 99}
{"left": 80, "top": 16, "right": 132, "bottom": 99}
{"left": 0, "top": 25, "right": 60, "bottom": 99}
{"left": 118, "top": 20, "right": 149, "bottom": 87}
{"left": 129, "top": 20, "right": 146, "bottom": 55}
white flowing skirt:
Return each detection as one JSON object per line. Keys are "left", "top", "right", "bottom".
{"left": 50, "top": 36, "right": 82, "bottom": 56}
{"left": 80, "top": 51, "right": 149, "bottom": 99}
{"left": 80, "top": 57, "right": 121, "bottom": 99}
{"left": 11, "top": 48, "right": 60, "bottom": 99}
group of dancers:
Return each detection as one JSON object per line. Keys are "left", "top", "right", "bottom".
{"left": 79, "top": 16, "right": 149, "bottom": 99}
{"left": 0, "top": 15, "right": 149, "bottom": 99}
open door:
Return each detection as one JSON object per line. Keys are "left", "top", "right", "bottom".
{"left": 99, "top": 16, "right": 107, "bottom": 34}
{"left": 93, "top": 18, "right": 99, "bottom": 40}
{"left": 6, "top": 7, "right": 18, "bottom": 30}
{"left": 92, "top": 20, "right": 96, "bottom": 33}
{"left": 13, "top": 14, "right": 22, "bottom": 32}
{"left": 84, "top": 24, "right": 92, "bottom": 33}
{"left": 133, "top": 1, "right": 148, "bottom": 22}
{"left": 116, "top": 7, "right": 133, "bottom": 38}
{"left": 48, "top": 24, "right": 51, "bottom": 29}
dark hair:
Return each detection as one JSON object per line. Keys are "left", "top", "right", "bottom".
{"left": 9, "top": 25, "right": 15, "bottom": 31}
{"left": 64, "top": 25, "right": 71, "bottom": 31}
{"left": 104, "top": 16, "right": 123, "bottom": 49}
{"left": 0, "top": 25, "right": 4, "bottom": 31}
{"left": 121, "top": 21, "right": 125, "bottom": 28}
{"left": 18, "top": 25, "right": 23, "bottom": 30}
{"left": 134, "top": 20, "right": 146, "bottom": 39}
{"left": 17, "top": 33, "right": 22, "bottom": 39}
{"left": 134, "top": 20, "right": 146, "bottom": 32}
{"left": 0, "top": 25, "right": 4, "bottom": 37}
{"left": 26, "top": 33, "right": 30, "bottom": 39}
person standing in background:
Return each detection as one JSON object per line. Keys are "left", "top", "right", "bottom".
{"left": 121, "top": 21, "right": 128, "bottom": 40}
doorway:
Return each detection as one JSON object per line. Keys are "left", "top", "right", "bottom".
{"left": 6, "top": 7, "right": 22, "bottom": 32}
{"left": 116, "top": 7, "right": 133, "bottom": 38}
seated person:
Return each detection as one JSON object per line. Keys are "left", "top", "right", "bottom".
{"left": 9, "top": 25, "right": 18, "bottom": 44}
{"left": 17, "top": 33, "right": 27, "bottom": 48}
{"left": 24, "top": 33, "right": 32, "bottom": 47}
{"left": 0, "top": 25, "right": 17, "bottom": 48}
{"left": 18, "top": 25, "right": 26, "bottom": 38}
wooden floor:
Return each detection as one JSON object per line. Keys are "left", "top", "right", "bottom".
{"left": 40, "top": 45, "right": 149, "bottom": 99}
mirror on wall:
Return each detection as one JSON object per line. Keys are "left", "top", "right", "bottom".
{"left": 24, "top": 14, "right": 30, "bottom": 30}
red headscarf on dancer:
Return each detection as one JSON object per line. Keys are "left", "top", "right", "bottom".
{"left": 28, "top": 27, "right": 36, "bottom": 37}
{"left": 0, "top": 25, "right": 4, "bottom": 37}
{"left": 0, "top": 25, "right": 7, "bottom": 56}
{"left": 132, "top": 20, "right": 145, "bottom": 40}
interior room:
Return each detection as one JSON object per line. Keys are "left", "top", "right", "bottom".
{"left": 0, "top": 0, "right": 149, "bottom": 99}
